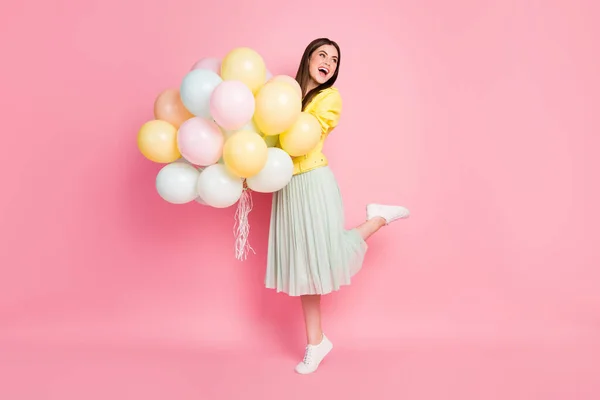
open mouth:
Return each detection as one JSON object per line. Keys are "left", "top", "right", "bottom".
{"left": 318, "top": 67, "right": 329, "bottom": 78}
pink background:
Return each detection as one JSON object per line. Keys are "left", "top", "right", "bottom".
{"left": 1, "top": 0, "right": 599, "bottom": 398}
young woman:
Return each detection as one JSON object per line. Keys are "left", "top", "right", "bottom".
{"left": 265, "top": 38, "right": 410, "bottom": 374}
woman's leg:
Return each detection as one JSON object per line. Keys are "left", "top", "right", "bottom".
{"left": 355, "top": 217, "right": 387, "bottom": 241}
{"left": 301, "top": 294, "right": 323, "bottom": 345}
{"left": 296, "top": 294, "right": 333, "bottom": 374}
{"left": 355, "top": 203, "right": 410, "bottom": 241}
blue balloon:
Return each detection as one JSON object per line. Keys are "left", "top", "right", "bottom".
{"left": 179, "top": 69, "right": 223, "bottom": 118}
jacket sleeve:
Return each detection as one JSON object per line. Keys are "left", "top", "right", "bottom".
{"left": 308, "top": 89, "right": 343, "bottom": 134}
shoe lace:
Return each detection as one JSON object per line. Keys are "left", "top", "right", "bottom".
{"left": 302, "top": 346, "right": 314, "bottom": 364}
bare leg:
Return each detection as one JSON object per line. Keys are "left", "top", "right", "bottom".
{"left": 356, "top": 203, "right": 410, "bottom": 241}
{"left": 300, "top": 295, "right": 323, "bottom": 345}
{"left": 355, "top": 217, "right": 386, "bottom": 241}
{"left": 296, "top": 294, "right": 333, "bottom": 374}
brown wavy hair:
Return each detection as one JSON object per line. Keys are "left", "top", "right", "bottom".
{"left": 295, "top": 38, "right": 341, "bottom": 110}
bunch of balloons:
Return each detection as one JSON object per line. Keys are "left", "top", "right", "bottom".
{"left": 136, "top": 47, "right": 323, "bottom": 259}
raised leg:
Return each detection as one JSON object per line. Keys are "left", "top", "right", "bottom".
{"left": 355, "top": 217, "right": 386, "bottom": 241}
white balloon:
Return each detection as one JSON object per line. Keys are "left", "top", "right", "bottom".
{"left": 197, "top": 164, "right": 243, "bottom": 208}
{"left": 180, "top": 69, "right": 223, "bottom": 118}
{"left": 156, "top": 162, "right": 201, "bottom": 204}
{"left": 246, "top": 148, "right": 293, "bottom": 193}
{"left": 265, "top": 69, "right": 273, "bottom": 82}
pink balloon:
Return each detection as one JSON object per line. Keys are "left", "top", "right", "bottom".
{"left": 191, "top": 57, "right": 221, "bottom": 74}
{"left": 177, "top": 117, "right": 224, "bottom": 166}
{"left": 209, "top": 81, "right": 255, "bottom": 131}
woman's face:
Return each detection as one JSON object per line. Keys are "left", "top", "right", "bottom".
{"left": 308, "top": 44, "right": 338, "bottom": 85}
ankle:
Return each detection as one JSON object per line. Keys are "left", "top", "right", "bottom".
{"left": 373, "top": 216, "right": 386, "bottom": 226}
{"left": 307, "top": 332, "right": 324, "bottom": 346}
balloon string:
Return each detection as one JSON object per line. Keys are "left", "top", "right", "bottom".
{"left": 234, "top": 186, "right": 255, "bottom": 261}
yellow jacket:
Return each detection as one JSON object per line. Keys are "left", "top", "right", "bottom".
{"left": 291, "top": 87, "right": 342, "bottom": 175}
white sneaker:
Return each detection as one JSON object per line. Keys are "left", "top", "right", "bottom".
{"left": 294, "top": 334, "right": 333, "bottom": 374}
{"left": 367, "top": 203, "right": 410, "bottom": 225}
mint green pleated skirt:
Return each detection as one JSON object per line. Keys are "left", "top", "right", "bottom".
{"left": 265, "top": 166, "right": 368, "bottom": 296}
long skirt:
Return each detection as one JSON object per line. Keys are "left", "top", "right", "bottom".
{"left": 265, "top": 166, "right": 368, "bottom": 296}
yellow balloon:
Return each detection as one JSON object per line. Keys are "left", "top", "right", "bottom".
{"left": 254, "top": 81, "right": 302, "bottom": 136}
{"left": 279, "top": 112, "right": 322, "bottom": 157}
{"left": 137, "top": 120, "right": 180, "bottom": 163}
{"left": 223, "top": 130, "right": 268, "bottom": 178}
{"left": 269, "top": 75, "right": 302, "bottom": 99}
{"left": 221, "top": 47, "right": 266, "bottom": 94}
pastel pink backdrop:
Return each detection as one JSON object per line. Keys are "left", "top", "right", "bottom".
{"left": 1, "top": 0, "right": 599, "bottom": 398}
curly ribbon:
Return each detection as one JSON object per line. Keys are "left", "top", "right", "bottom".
{"left": 233, "top": 186, "right": 255, "bottom": 261}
